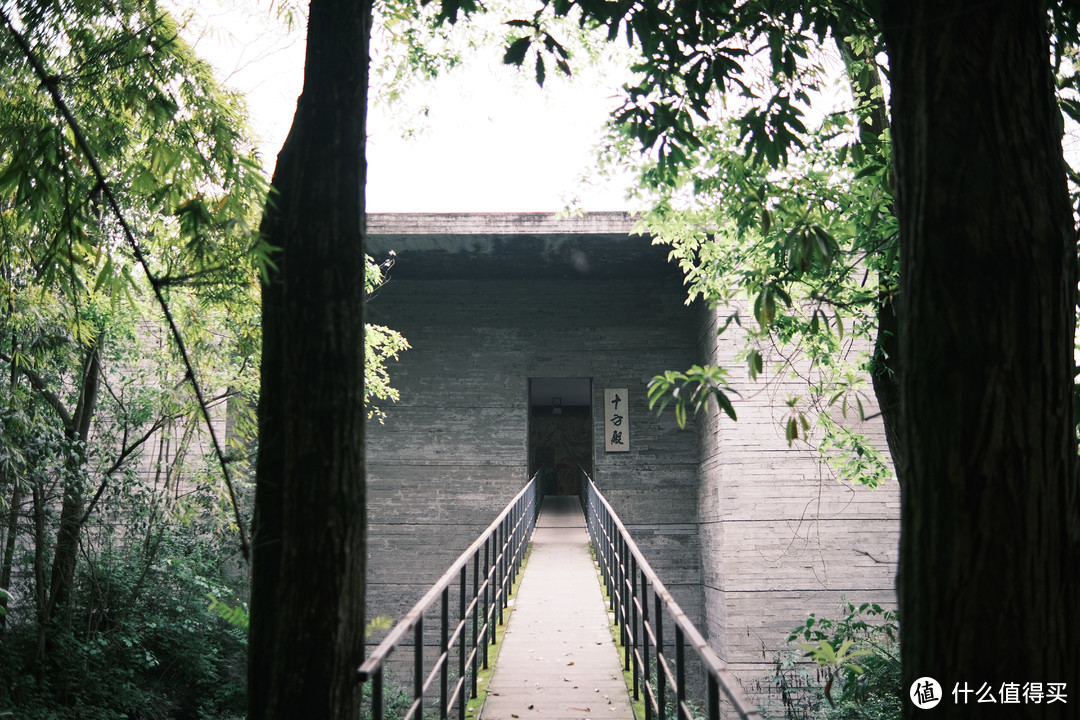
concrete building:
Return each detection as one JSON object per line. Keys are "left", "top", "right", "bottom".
{"left": 365, "top": 212, "right": 899, "bottom": 700}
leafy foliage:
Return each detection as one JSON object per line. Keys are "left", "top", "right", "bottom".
{"left": 0, "top": 2, "right": 271, "bottom": 716}
{"left": 366, "top": 253, "right": 410, "bottom": 422}
{"left": 0, "top": 1, "right": 275, "bottom": 294}
{"left": 647, "top": 364, "right": 737, "bottom": 429}
{"left": 762, "top": 601, "right": 900, "bottom": 720}
{"left": 0, "top": 526, "right": 248, "bottom": 719}
{"left": 633, "top": 101, "right": 895, "bottom": 485}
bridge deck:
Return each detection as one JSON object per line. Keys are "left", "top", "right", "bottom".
{"left": 480, "top": 495, "right": 635, "bottom": 720}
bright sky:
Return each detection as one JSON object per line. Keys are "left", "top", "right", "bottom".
{"left": 177, "top": 0, "right": 637, "bottom": 213}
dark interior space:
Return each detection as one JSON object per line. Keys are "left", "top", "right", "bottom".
{"left": 528, "top": 378, "right": 592, "bottom": 494}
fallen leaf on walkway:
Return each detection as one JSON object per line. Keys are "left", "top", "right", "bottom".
{"left": 567, "top": 662, "right": 575, "bottom": 666}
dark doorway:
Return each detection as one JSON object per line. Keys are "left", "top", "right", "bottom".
{"left": 528, "top": 378, "right": 592, "bottom": 495}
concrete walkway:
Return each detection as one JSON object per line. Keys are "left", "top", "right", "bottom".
{"left": 480, "top": 495, "right": 635, "bottom": 720}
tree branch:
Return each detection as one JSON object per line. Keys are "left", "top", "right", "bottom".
{"left": 78, "top": 414, "right": 173, "bottom": 528}
{"left": 0, "top": 351, "right": 73, "bottom": 429}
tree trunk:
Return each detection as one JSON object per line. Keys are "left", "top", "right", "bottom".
{"left": 0, "top": 320, "right": 20, "bottom": 629}
{"left": 870, "top": 295, "right": 903, "bottom": 479}
{"left": 248, "top": 0, "right": 370, "bottom": 717}
{"left": 0, "top": 479, "right": 20, "bottom": 629}
{"left": 882, "top": 2, "right": 1080, "bottom": 716}
{"left": 47, "top": 343, "right": 100, "bottom": 619}
{"left": 31, "top": 483, "right": 47, "bottom": 664}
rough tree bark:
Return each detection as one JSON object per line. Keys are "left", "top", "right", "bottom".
{"left": 882, "top": 2, "right": 1080, "bottom": 716}
{"left": 248, "top": 0, "right": 370, "bottom": 717}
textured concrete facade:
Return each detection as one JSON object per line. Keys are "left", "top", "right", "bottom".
{"left": 696, "top": 305, "right": 900, "bottom": 694}
{"left": 365, "top": 212, "right": 703, "bottom": 636}
{"left": 364, "top": 212, "right": 900, "bottom": 702}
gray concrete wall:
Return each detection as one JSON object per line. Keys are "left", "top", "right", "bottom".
{"left": 696, "top": 304, "right": 900, "bottom": 700}
{"left": 366, "top": 213, "right": 705, "bottom": 646}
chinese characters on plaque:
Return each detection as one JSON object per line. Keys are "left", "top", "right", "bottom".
{"left": 604, "top": 388, "right": 630, "bottom": 452}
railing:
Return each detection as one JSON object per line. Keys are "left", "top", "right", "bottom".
{"left": 358, "top": 474, "right": 540, "bottom": 720}
{"left": 580, "top": 472, "right": 762, "bottom": 720}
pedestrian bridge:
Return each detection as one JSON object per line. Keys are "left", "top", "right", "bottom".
{"left": 359, "top": 477, "right": 761, "bottom": 720}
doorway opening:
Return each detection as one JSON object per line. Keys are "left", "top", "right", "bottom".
{"left": 528, "top": 378, "right": 592, "bottom": 496}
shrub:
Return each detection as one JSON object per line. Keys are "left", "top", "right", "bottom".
{"left": 763, "top": 601, "right": 900, "bottom": 720}
{"left": 0, "top": 524, "right": 248, "bottom": 719}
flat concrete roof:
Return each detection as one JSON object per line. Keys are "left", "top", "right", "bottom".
{"left": 366, "top": 212, "right": 676, "bottom": 280}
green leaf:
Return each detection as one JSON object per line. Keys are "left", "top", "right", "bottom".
{"left": 503, "top": 36, "right": 531, "bottom": 67}
{"left": 747, "top": 348, "right": 763, "bottom": 380}
{"left": 714, "top": 389, "right": 737, "bottom": 421}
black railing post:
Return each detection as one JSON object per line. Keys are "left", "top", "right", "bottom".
{"left": 607, "top": 511, "right": 616, "bottom": 613}
{"left": 372, "top": 664, "right": 385, "bottom": 720}
{"left": 655, "top": 592, "right": 665, "bottom": 720}
{"left": 414, "top": 618, "right": 424, "bottom": 716}
{"left": 642, "top": 567, "right": 651, "bottom": 720}
{"left": 618, "top": 533, "right": 628, "bottom": 644}
{"left": 484, "top": 535, "right": 492, "bottom": 660}
{"left": 440, "top": 586, "right": 449, "bottom": 720}
{"left": 459, "top": 565, "right": 467, "bottom": 720}
{"left": 630, "top": 553, "right": 639, "bottom": 687}
{"left": 676, "top": 627, "right": 686, "bottom": 720}
{"left": 509, "top": 501, "right": 518, "bottom": 588}
{"left": 708, "top": 674, "right": 720, "bottom": 720}
{"left": 472, "top": 548, "right": 480, "bottom": 695}
{"left": 496, "top": 520, "right": 505, "bottom": 624}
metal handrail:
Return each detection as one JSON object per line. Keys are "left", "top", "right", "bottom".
{"left": 580, "top": 471, "right": 762, "bottom": 720}
{"left": 358, "top": 473, "right": 540, "bottom": 720}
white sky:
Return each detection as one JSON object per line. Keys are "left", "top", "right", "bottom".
{"left": 176, "top": 0, "right": 637, "bottom": 213}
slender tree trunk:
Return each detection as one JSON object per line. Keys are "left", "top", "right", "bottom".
{"left": 31, "top": 483, "right": 47, "bottom": 664}
{"left": 0, "top": 319, "right": 20, "bottom": 629}
{"left": 248, "top": 0, "right": 370, "bottom": 717}
{"left": 0, "top": 480, "right": 20, "bottom": 628}
{"left": 46, "top": 344, "right": 100, "bottom": 618}
{"left": 882, "top": 2, "right": 1080, "bottom": 716}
